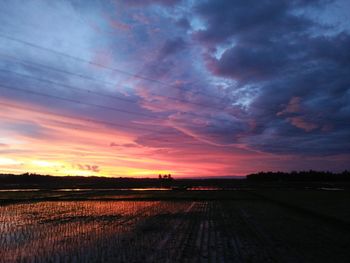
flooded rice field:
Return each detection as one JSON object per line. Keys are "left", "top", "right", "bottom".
{"left": 1, "top": 198, "right": 350, "bottom": 262}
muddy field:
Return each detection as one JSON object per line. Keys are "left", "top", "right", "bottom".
{"left": 1, "top": 190, "right": 350, "bottom": 262}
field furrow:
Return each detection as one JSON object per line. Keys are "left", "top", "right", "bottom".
{"left": 1, "top": 197, "right": 350, "bottom": 262}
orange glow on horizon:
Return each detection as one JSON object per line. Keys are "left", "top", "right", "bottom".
{"left": 0, "top": 99, "right": 275, "bottom": 178}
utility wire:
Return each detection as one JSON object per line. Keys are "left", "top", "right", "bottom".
{"left": 0, "top": 32, "right": 283, "bottom": 113}
{"left": 0, "top": 68, "right": 241, "bottom": 126}
{"left": 1, "top": 82, "right": 245, "bottom": 133}
{"left": 0, "top": 101, "right": 229, "bottom": 147}
{"left": 2, "top": 79, "right": 334, "bottom": 131}
{"left": 0, "top": 68, "right": 137, "bottom": 104}
{"left": 0, "top": 34, "right": 226, "bottom": 100}
{"left": 0, "top": 84, "right": 160, "bottom": 119}
{"left": 0, "top": 53, "right": 228, "bottom": 112}
{"left": 0, "top": 101, "right": 159, "bottom": 133}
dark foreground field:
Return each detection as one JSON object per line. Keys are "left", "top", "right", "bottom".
{"left": 1, "top": 188, "right": 350, "bottom": 262}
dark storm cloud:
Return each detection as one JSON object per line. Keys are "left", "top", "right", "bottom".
{"left": 176, "top": 18, "right": 191, "bottom": 29}
{"left": 125, "top": 0, "right": 182, "bottom": 7}
{"left": 193, "top": 0, "right": 321, "bottom": 45}
{"left": 159, "top": 37, "right": 187, "bottom": 59}
{"left": 1, "top": 0, "right": 349, "bottom": 175}
{"left": 192, "top": 0, "right": 350, "bottom": 155}
{"left": 206, "top": 43, "right": 291, "bottom": 81}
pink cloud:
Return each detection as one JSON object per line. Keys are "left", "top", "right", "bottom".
{"left": 77, "top": 164, "right": 100, "bottom": 173}
{"left": 277, "top": 96, "right": 302, "bottom": 116}
{"left": 110, "top": 142, "right": 140, "bottom": 148}
{"left": 287, "top": 117, "right": 318, "bottom": 132}
{"left": 276, "top": 97, "right": 319, "bottom": 132}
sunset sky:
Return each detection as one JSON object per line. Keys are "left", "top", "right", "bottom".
{"left": 0, "top": 0, "right": 349, "bottom": 178}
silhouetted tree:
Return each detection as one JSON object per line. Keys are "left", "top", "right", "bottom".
{"left": 246, "top": 170, "right": 350, "bottom": 181}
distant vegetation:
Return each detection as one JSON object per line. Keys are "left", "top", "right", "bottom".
{"left": 247, "top": 170, "right": 350, "bottom": 181}
{"left": 0, "top": 173, "right": 242, "bottom": 190}
{"left": 1, "top": 170, "right": 350, "bottom": 189}
{"left": 0, "top": 173, "right": 170, "bottom": 189}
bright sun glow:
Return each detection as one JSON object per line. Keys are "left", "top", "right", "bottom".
{"left": 31, "top": 160, "right": 57, "bottom": 167}
{"left": 0, "top": 157, "right": 21, "bottom": 166}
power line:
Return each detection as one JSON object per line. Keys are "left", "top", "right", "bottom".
{"left": 3, "top": 79, "right": 338, "bottom": 132}
{"left": 3, "top": 82, "right": 336, "bottom": 129}
{"left": 0, "top": 53, "right": 120, "bottom": 88}
{"left": 0, "top": 68, "right": 138, "bottom": 104}
{"left": 0, "top": 101, "right": 159, "bottom": 133}
{"left": 1, "top": 37, "right": 337, "bottom": 131}
{"left": 1, "top": 82, "right": 247, "bottom": 134}
{"left": 0, "top": 101, "right": 230, "bottom": 147}
{"left": 0, "top": 53, "right": 281, "bottom": 115}
{"left": 0, "top": 67, "right": 243, "bottom": 127}
{"left": 0, "top": 34, "right": 166, "bottom": 84}
{"left": 0, "top": 53, "right": 228, "bottom": 112}
{"left": 0, "top": 82, "right": 268, "bottom": 137}
{"left": 0, "top": 31, "right": 285, "bottom": 114}
{"left": 0, "top": 33, "right": 226, "bottom": 100}
{"left": 0, "top": 84, "right": 160, "bottom": 119}
{"left": 2, "top": 85, "right": 341, "bottom": 151}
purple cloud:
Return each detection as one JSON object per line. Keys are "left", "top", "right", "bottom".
{"left": 1, "top": 0, "right": 349, "bottom": 175}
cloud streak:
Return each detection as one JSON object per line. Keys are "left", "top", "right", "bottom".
{"left": 0, "top": 0, "right": 349, "bottom": 177}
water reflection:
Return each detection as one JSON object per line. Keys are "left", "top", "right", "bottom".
{"left": 0, "top": 189, "right": 41, "bottom": 192}
{"left": 0, "top": 201, "right": 190, "bottom": 262}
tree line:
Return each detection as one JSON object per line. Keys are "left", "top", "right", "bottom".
{"left": 246, "top": 170, "right": 350, "bottom": 181}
